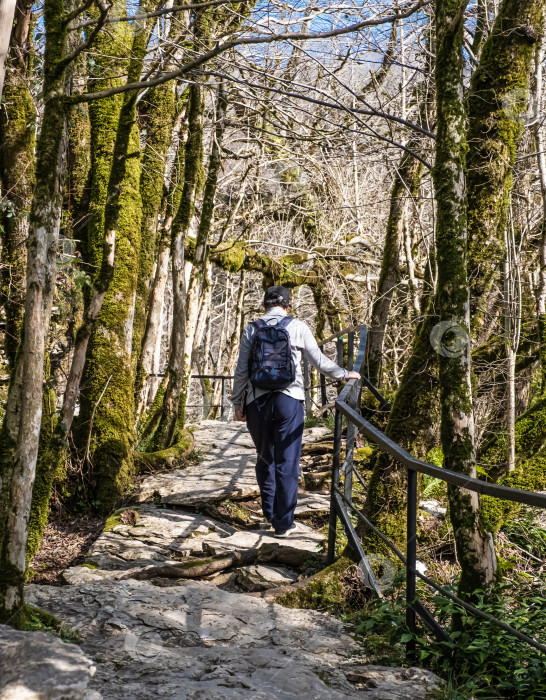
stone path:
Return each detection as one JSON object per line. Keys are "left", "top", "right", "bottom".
{"left": 23, "top": 421, "right": 442, "bottom": 700}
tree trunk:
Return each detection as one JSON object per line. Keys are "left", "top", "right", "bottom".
{"left": 134, "top": 100, "right": 188, "bottom": 418}
{"left": 211, "top": 270, "right": 245, "bottom": 414}
{"left": 365, "top": 146, "right": 423, "bottom": 386}
{"left": 132, "top": 80, "right": 177, "bottom": 372}
{"left": 0, "top": 0, "right": 35, "bottom": 366}
{"left": 467, "top": 0, "right": 544, "bottom": 338}
{"left": 177, "top": 85, "right": 228, "bottom": 431}
{"left": 153, "top": 78, "right": 206, "bottom": 448}
{"left": 0, "top": 0, "right": 17, "bottom": 102}
{"left": 76, "top": 13, "right": 152, "bottom": 512}
{"left": 533, "top": 39, "right": 546, "bottom": 389}
{"left": 0, "top": 0, "right": 70, "bottom": 624}
{"left": 434, "top": 0, "right": 495, "bottom": 597}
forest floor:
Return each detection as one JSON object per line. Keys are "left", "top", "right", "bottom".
{"left": 26, "top": 420, "right": 443, "bottom": 699}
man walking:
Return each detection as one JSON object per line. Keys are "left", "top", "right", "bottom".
{"left": 231, "top": 286, "right": 360, "bottom": 537}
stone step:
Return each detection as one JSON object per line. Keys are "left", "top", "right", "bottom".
{"left": 63, "top": 506, "right": 324, "bottom": 585}
{"left": 27, "top": 579, "right": 367, "bottom": 699}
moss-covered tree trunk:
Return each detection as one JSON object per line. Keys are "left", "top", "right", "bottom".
{"left": 467, "top": 0, "right": 544, "bottom": 339}
{"left": 0, "top": 0, "right": 70, "bottom": 624}
{"left": 0, "top": 0, "right": 36, "bottom": 366}
{"left": 362, "top": 294, "right": 439, "bottom": 554}
{"left": 132, "top": 80, "right": 177, "bottom": 372}
{"left": 135, "top": 102, "right": 187, "bottom": 419}
{"left": 433, "top": 0, "right": 495, "bottom": 597}
{"left": 153, "top": 78, "right": 205, "bottom": 448}
{"left": 76, "top": 12, "right": 151, "bottom": 512}
{"left": 470, "top": 0, "right": 546, "bottom": 540}
{"left": 361, "top": 37, "right": 438, "bottom": 554}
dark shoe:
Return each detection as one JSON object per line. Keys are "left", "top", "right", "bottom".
{"left": 274, "top": 522, "right": 299, "bottom": 538}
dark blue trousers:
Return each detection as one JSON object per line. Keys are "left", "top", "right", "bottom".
{"left": 246, "top": 392, "right": 304, "bottom": 532}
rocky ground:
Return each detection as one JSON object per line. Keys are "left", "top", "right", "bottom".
{"left": 1, "top": 420, "right": 443, "bottom": 700}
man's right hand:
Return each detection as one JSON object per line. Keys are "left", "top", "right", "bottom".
{"left": 235, "top": 409, "right": 246, "bottom": 422}
{"left": 347, "top": 371, "right": 361, "bottom": 380}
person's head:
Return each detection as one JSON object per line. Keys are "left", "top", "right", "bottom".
{"left": 263, "top": 285, "right": 290, "bottom": 311}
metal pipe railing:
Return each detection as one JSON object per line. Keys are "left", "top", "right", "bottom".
{"left": 328, "top": 324, "right": 546, "bottom": 660}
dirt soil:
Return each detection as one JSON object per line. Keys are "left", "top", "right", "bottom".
{"left": 30, "top": 515, "right": 105, "bottom": 585}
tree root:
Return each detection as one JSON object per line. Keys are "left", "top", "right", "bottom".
{"left": 133, "top": 429, "right": 194, "bottom": 473}
{"left": 126, "top": 543, "right": 324, "bottom": 581}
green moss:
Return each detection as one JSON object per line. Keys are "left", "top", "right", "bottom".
{"left": 213, "top": 240, "right": 247, "bottom": 272}
{"left": 480, "top": 453, "right": 546, "bottom": 532}
{"left": 0, "top": 74, "right": 37, "bottom": 365}
{"left": 75, "top": 14, "right": 150, "bottom": 513}
{"left": 103, "top": 514, "right": 123, "bottom": 532}
{"left": 26, "top": 378, "right": 63, "bottom": 565}
{"left": 467, "top": 0, "right": 544, "bottom": 329}
{"left": 80, "top": 560, "right": 99, "bottom": 570}
{"left": 276, "top": 556, "right": 354, "bottom": 612}
{"left": 19, "top": 605, "right": 82, "bottom": 643}
{"left": 134, "top": 429, "right": 194, "bottom": 472}
{"left": 354, "top": 446, "right": 374, "bottom": 462}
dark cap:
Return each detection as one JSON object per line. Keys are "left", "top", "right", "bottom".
{"left": 264, "top": 285, "right": 290, "bottom": 306}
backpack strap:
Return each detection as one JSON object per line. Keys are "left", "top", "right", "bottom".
{"left": 276, "top": 316, "right": 293, "bottom": 329}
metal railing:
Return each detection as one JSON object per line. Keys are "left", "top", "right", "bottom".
{"left": 191, "top": 374, "right": 233, "bottom": 421}
{"left": 328, "top": 324, "right": 546, "bottom": 660}
{"left": 150, "top": 373, "right": 233, "bottom": 420}
{"left": 302, "top": 326, "right": 390, "bottom": 419}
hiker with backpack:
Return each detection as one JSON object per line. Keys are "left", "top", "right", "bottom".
{"left": 231, "top": 285, "right": 360, "bottom": 537}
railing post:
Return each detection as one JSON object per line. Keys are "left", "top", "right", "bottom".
{"left": 328, "top": 403, "right": 343, "bottom": 564}
{"left": 303, "top": 357, "right": 312, "bottom": 418}
{"left": 320, "top": 373, "right": 327, "bottom": 406}
{"left": 336, "top": 336, "right": 344, "bottom": 369}
{"left": 327, "top": 336, "right": 345, "bottom": 564}
{"left": 221, "top": 377, "right": 227, "bottom": 422}
{"left": 348, "top": 330, "right": 355, "bottom": 371}
{"left": 406, "top": 465, "right": 418, "bottom": 663}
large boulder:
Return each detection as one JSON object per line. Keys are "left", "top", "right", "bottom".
{"left": 0, "top": 624, "right": 99, "bottom": 700}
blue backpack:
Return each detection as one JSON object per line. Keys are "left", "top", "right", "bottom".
{"left": 248, "top": 317, "right": 296, "bottom": 390}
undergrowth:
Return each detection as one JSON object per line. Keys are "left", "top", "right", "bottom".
{"left": 20, "top": 606, "right": 82, "bottom": 645}
{"left": 346, "top": 568, "right": 546, "bottom": 699}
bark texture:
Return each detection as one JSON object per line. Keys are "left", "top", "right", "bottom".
{"left": 0, "top": 0, "right": 69, "bottom": 623}
{"left": 434, "top": 0, "right": 495, "bottom": 596}
{"left": 467, "top": 0, "right": 545, "bottom": 337}
{"left": 0, "top": 0, "right": 36, "bottom": 366}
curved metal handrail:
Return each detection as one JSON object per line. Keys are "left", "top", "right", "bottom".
{"left": 329, "top": 323, "right": 546, "bottom": 658}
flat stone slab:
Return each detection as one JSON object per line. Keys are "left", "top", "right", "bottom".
{"left": 74, "top": 507, "right": 235, "bottom": 574}
{"left": 134, "top": 421, "right": 256, "bottom": 506}
{"left": 135, "top": 421, "right": 333, "bottom": 507}
{"left": 65, "top": 508, "right": 323, "bottom": 585}
{"left": 0, "top": 624, "right": 98, "bottom": 700}
{"left": 63, "top": 507, "right": 238, "bottom": 583}
{"left": 343, "top": 664, "right": 444, "bottom": 700}
{"left": 27, "top": 580, "right": 365, "bottom": 699}
{"left": 235, "top": 564, "right": 299, "bottom": 592}
{"left": 199, "top": 523, "right": 323, "bottom": 556}
{"left": 295, "top": 491, "right": 331, "bottom": 516}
